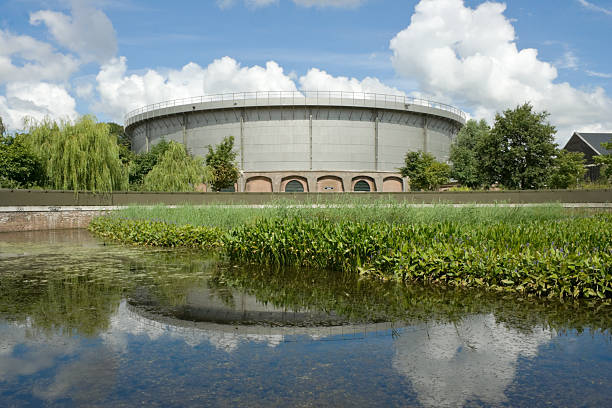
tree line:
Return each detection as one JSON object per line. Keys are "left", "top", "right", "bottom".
{"left": 0, "top": 115, "right": 239, "bottom": 192}
{"left": 400, "top": 103, "right": 612, "bottom": 191}
{"left": 2, "top": 103, "right": 611, "bottom": 193}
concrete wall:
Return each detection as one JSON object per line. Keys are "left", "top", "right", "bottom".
{"left": 129, "top": 104, "right": 462, "bottom": 175}
{"left": 1, "top": 189, "right": 611, "bottom": 206}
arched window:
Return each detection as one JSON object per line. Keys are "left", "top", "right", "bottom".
{"left": 354, "top": 180, "right": 371, "bottom": 192}
{"left": 285, "top": 180, "right": 305, "bottom": 192}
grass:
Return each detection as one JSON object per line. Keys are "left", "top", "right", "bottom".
{"left": 110, "top": 197, "right": 571, "bottom": 229}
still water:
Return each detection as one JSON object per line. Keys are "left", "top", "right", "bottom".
{"left": 0, "top": 230, "right": 611, "bottom": 407}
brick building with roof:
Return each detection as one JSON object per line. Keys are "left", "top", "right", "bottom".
{"left": 563, "top": 132, "right": 612, "bottom": 181}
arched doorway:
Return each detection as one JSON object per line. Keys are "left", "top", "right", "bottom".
{"left": 354, "top": 180, "right": 371, "bottom": 192}
{"left": 317, "top": 176, "right": 343, "bottom": 192}
{"left": 284, "top": 180, "right": 305, "bottom": 192}
{"left": 245, "top": 177, "right": 273, "bottom": 192}
{"left": 382, "top": 177, "right": 403, "bottom": 192}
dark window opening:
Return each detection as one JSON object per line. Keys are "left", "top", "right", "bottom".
{"left": 354, "top": 180, "right": 371, "bottom": 192}
{"left": 285, "top": 180, "right": 305, "bottom": 192}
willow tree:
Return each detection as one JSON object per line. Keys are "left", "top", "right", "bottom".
{"left": 143, "top": 141, "right": 213, "bottom": 192}
{"left": 24, "top": 116, "right": 128, "bottom": 192}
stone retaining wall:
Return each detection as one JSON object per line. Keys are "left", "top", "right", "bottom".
{"left": 1, "top": 189, "right": 611, "bottom": 206}
{"left": 0, "top": 207, "right": 113, "bottom": 233}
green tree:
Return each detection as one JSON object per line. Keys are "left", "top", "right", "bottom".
{"left": 129, "top": 140, "right": 170, "bottom": 187}
{"left": 106, "top": 122, "right": 133, "bottom": 165}
{"left": 143, "top": 141, "right": 212, "bottom": 192}
{"left": 400, "top": 151, "right": 451, "bottom": 191}
{"left": 205, "top": 135, "right": 239, "bottom": 191}
{"left": 593, "top": 137, "right": 612, "bottom": 183}
{"left": 450, "top": 119, "right": 490, "bottom": 188}
{"left": 482, "top": 103, "right": 557, "bottom": 189}
{"left": 0, "top": 116, "right": 6, "bottom": 136}
{"left": 23, "top": 115, "right": 128, "bottom": 192}
{"left": 548, "top": 150, "right": 586, "bottom": 189}
{"left": 107, "top": 122, "right": 130, "bottom": 149}
{"left": 0, "top": 134, "right": 45, "bottom": 188}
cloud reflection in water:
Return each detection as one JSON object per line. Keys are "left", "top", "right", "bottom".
{"left": 392, "top": 314, "right": 552, "bottom": 407}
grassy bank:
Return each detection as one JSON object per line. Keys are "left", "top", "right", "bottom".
{"left": 89, "top": 201, "right": 612, "bottom": 299}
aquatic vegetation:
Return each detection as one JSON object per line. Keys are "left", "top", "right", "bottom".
{"left": 88, "top": 203, "right": 612, "bottom": 300}
{"left": 209, "top": 265, "right": 612, "bottom": 333}
{"left": 89, "top": 217, "right": 224, "bottom": 249}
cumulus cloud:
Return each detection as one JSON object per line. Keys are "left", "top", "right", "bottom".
{"left": 299, "top": 67, "right": 403, "bottom": 95}
{"left": 0, "top": 30, "right": 80, "bottom": 84}
{"left": 0, "top": 1, "right": 118, "bottom": 130}
{"left": 30, "top": 0, "right": 117, "bottom": 64}
{"left": 94, "top": 56, "right": 298, "bottom": 121}
{"left": 94, "top": 56, "right": 407, "bottom": 121}
{"left": 390, "top": 0, "right": 612, "bottom": 140}
{"left": 0, "top": 82, "right": 78, "bottom": 129}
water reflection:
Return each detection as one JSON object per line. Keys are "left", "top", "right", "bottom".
{"left": 103, "top": 300, "right": 287, "bottom": 353}
{"left": 0, "top": 320, "right": 117, "bottom": 405}
{"left": 0, "top": 230, "right": 610, "bottom": 407}
{"left": 393, "top": 315, "right": 552, "bottom": 407}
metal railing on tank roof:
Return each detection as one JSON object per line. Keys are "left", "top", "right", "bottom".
{"left": 124, "top": 91, "right": 466, "bottom": 125}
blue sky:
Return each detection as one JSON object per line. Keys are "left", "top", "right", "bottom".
{"left": 1, "top": 0, "right": 611, "bottom": 142}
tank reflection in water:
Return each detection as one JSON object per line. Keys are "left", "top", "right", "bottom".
{"left": 0, "top": 229, "right": 611, "bottom": 407}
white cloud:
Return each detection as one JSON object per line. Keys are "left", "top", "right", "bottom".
{"left": 94, "top": 56, "right": 407, "bottom": 122}
{"left": 390, "top": 0, "right": 612, "bottom": 140}
{"left": 217, "top": 0, "right": 278, "bottom": 8}
{"left": 556, "top": 51, "right": 579, "bottom": 70}
{"left": 75, "top": 82, "right": 94, "bottom": 99}
{"left": 30, "top": 0, "right": 117, "bottom": 63}
{"left": 94, "top": 56, "right": 298, "bottom": 121}
{"left": 299, "top": 67, "right": 404, "bottom": 95}
{"left": 0, "top": 30, "right": 80, "bottom": 84}
{"left": 217, "top": 0, "right": 237, "bottom": 8}
{"left": 587, "top": 70, "right": 612, "bottom": 79}
{"left": 0, "top": 82, "right": 78, "bottom": 129}
{"left": 577, "top": 0, "right": 612, "bottom": 16}
{"left": 0, "top": 1, "right": 119, "bottom": 130}
{"left": 247, "top": 0, "right": 279, "bottom": 7}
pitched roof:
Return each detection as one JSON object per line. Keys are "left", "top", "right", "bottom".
{"left": 574, "top": 132, "right": 612, "bottom": 155}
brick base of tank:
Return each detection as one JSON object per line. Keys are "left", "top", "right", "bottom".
{"left": 236, "top": 171, "right": 408, "bottom": 193}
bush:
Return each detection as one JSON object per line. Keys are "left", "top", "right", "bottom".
{"left": 400, "top": 151, "right": 450, "bottom": 191}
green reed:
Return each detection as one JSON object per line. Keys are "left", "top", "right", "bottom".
{"left": 110, "top": 198, "right": 570, "bottom": 229}
{"left": 89, "top": 201, "right": 612, "bottom": 300}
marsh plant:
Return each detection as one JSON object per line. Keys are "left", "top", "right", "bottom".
{"left": 89, "top": 201, "right": 612, "bottom": 300}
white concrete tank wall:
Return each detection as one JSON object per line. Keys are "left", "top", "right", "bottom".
{"left": 312, "top": 120, "right": 374, "bottom": 171}
{"left": 127, "top": 101, "right": 464, "bottom": 173}
{"left": 243, "top": 120, "right": 310, "bottom": 171}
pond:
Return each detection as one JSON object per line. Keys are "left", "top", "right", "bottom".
{"left": 0, "top": 229, "right": 611, "bottom": 407}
